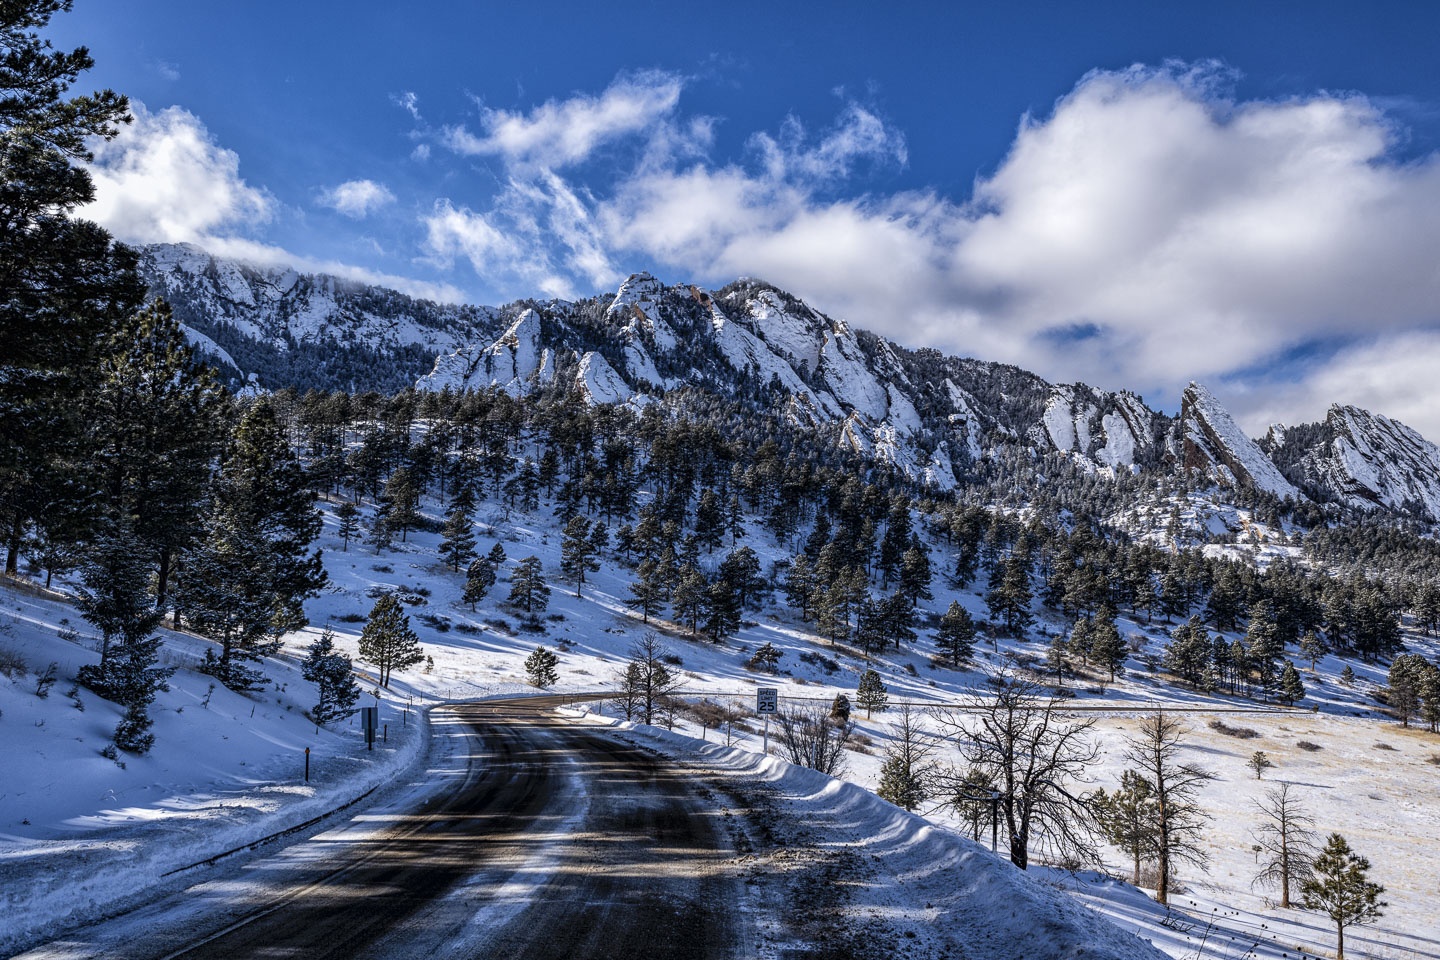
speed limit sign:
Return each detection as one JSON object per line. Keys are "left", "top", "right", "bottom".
{"left": 756, "top": 688, "right": 778, "bottom": 714}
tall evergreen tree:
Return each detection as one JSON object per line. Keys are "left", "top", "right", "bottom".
{"left": 507, "top": 555, "right": 551, "bottom": 614}
{"left": 74, "top": 522, "right": 170, "bottom": 751}
{"left": 560, "top": 515, "right": 600, "bottom": 597}
{"left": 335, "top": 501, "right": 359, "bottom": 552}
{"left": 439, "top": 503, "right": 476, "bottom": 572}
{"left": 856, "top": 668, "right": 889, "bottom": 718}
{"left": 1, "top": 0, "right": 144, "bottom": 575}
{"left": 462, "top": 555, "right": 497, "bottom": 611}
{"left": 301, "top": 627, "right": 360, "bottom": 724}
{"left": 1301, "top": 834, "right": 1386, "bottom": 960}
{"left": 89, "top": 300, "right": 225, "bottom": 609}
{"left": 524, "top": 645, "right": 559, "bottom": 688}
{"left": 358, "top": 594, "right": 424, "bottom": 687}
{"left": 934, "top": 601, "right": 977, "bottom": 667}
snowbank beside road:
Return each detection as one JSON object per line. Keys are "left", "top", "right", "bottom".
{"left": 570, "top": 709, "right": 1169, "bottom": 960}
{"left": 0, "top": 588, "right": 434, "bottom": 954}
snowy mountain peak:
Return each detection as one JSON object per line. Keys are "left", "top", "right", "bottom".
{"left": 1179, "top": 382, "right": 1300, "bottom": 500}
{"left": 1283, "top": 404, "right": 1440, "bottom": 519}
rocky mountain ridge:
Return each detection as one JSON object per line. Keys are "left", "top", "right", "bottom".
{"left": 136, "top": 244, "right": 1440, "bottom": 520}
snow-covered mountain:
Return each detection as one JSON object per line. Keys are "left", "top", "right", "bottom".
{"left": 137, "top": 243, "right": 496, "bottom": 393}
{"left": 139, "top": 245, "right": 1440, "bottom": 516}
{"left": 1265, "top": 404, "right": 1440, "bottom": 518}
{"left": 1176, "top": 382, "right": 1300, "bottom": 499}
{"left": 412, "top": 272, "right": 1173, "bottom": 491}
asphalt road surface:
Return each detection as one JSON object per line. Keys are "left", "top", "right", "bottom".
{"left": 16, "top": 698, "right": 754, "bottom": 960}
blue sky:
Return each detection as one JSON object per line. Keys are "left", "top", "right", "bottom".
{"left": 61, "top": 1, "right": 1440, "bottom": 433}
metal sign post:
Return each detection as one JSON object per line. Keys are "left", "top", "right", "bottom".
{"left": 756, "top": 687, "right": 777, "bottom": 754}
{"left": 361, "top": 706, "right": 378, "bottom": 751}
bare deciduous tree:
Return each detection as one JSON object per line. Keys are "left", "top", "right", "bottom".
{"left": 1252, "top": 782, "right": 1317, "bottom": 909}
{"left": 1124, "top": 712, "right": 1216, "bottom": 904}
{"left": 627, "top": 631, "right": 686, "bottom": 725}
{"left": 932, "top": 667, "right": 1100, "bottom": 869}
{"left": 773, "top": 703, "right": 850, "bottom": 775}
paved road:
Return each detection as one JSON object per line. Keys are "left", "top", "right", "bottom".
{"left": 16, "top": 698, "right": 751, "bottom": 960}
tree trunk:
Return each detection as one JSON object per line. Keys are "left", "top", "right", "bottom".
{"left": 5, "top": 515, "right": 21, "bottom": 574}
{"left": 1337, "top": 922, "right": 1344, "bottom": 960}
{"left": 156, "top": 547, "right": 173, "bottom": 611}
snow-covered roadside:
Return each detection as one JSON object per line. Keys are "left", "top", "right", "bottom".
{"left": 0, "top": 588, "right": 436, "bottom": 954}
{"left": 564, "top": 708, "right": 1170, "bottom": 960}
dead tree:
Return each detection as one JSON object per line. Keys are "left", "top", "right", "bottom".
{"left": 1123, "top": 711, "right": 1216, "bottom": 905}
{"left": 1252, "top": 782, "right": 1317, "bottom": 908}
{"left": 932, "top": 667, "right": 1100, "bottom": 869}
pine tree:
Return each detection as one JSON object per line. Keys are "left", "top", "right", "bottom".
{"left": 670, "top": 565, "right": 709, "bottom": 638}
{"left": 1301, "top": 834, "right": 1386, "bottom": 960}
{"left": 560, "top": 515, "right": 600, "bottom": 597}
{"left": 335, "top": 501, "right": 359, "bottom": 552}
{"left": 0, "top": 0, "right": 143, "bottom": 577}
{"left": 524, "top": 646, "right": 559, "bottom": 688}
{"left": 1046, "top": 631, "right": 1071, "bottom": 684}
{"left": 830, "top": 693, "right": 852, "bottom": 723}
{"left": 214, "top": 400, "right": 326, "bottom": 635}
{"left": 898, "top": 543, "right": 933, "bottom": 608}
{"left": 877, "top": 705, "right": 933, "bottom": 812}
{"left": 747, "top": 642, "right": 782, "bottom": 673}
{"left": 74, "top": 522, "right": 171, "bottom": 752}
{"left": 507, "top": 556, "right": 550, "bottom": 614}
{"left": 302, "top": 627, "right": 360, "bottom": 723}
{"left": 1094, "top": 770, "right": 1158, "bottom": 885}
{"left": 439, "top": 503, "right": 476, "bottom": 572}
{"left": 90, "top": 299, "right": 225, "bottom": 610}
{"left": 694, "top": 488, "right": 723, "bottom": 553}
{"left": 381, "top": 467, "right": 420, "bottom": 542}
{"left": 1090, "top": 614, "right": 1128, "bottom": 682}
{"left": 1298, "top": 630, "right": 1326, "bottom": 671}
{"left": 628, "top": 559, "right": 666, "bottom": 623}
{"left": 180, "top": 503, "right": 285, "bottom": 692}
{"left": 1278, "top": 661, "right": 1306, "bottom": 706}
{"left": 705, "top": 575, "right": 742, "bottom": 642}
{"left": 358, "top": 594, "right": 424, "bottom": 687}
{"left": 785, "top": 554, "right": 815, "bottom": 619}
{"left": 367, "top": 502, "right": 394, "bottom": 554}
{"left": 1248, "top": 750, "right": 1274, "bottom": 779}
{"left": 462, "top": 556, "right": 497, "bottom": 611}
{"left": 856, "top": 669, "right": 889, "bottom": 719}
{"left": 934, "top": 601, "right": 976, "bottom": 667}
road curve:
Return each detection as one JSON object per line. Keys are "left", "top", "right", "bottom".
{"left": 15, "top": 698, "right": 751, "bottom": 960}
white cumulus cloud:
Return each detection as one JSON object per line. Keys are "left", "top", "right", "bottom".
{"left": 318, "top": 179, "right": 396, "bottom": 218}
{"left": 86, "top": 102, "right": 273, "bottom": 244}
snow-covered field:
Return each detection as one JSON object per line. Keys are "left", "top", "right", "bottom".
{"left": 3, "top": 479, "right": 1437, "bottom": 957}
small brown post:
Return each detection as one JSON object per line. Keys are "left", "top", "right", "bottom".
{"left": 305, "top": 747, "right": 310, "bottom": 782}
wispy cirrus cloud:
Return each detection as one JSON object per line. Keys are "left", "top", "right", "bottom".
{"left": 442, "top": 69, "right": 685, "bottom": 170}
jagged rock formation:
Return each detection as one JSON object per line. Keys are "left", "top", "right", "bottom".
{"left": 1270, "top": 406, "right": 1440, "bottom": 519}
{"left": 139, "top": 245, "right": 1440, "bottom": 516}
{"left": 1178, "top": 382, "right": 1300, "bottom": 499}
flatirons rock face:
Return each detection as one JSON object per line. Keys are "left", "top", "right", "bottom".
{"left": 1270, "top": 405, "right": 1440, "bottom": 519}
{"left": 1179, "top": 382, "right": 1300, "bottom": 499}
{"left": 138, "top": 245, "right": 1440, "bottom": 515}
